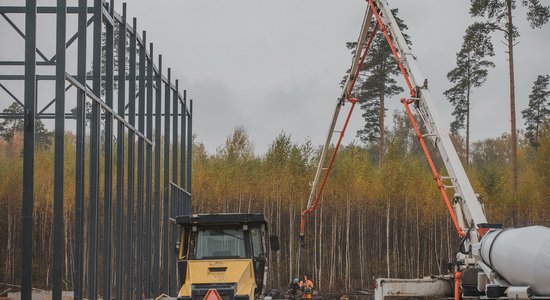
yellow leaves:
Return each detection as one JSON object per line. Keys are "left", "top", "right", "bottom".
{"left": 3, "top": 126, "right": 550, "bottom": 290}
{"left": 0, "top": 135, "right": 23, "bottom": 209}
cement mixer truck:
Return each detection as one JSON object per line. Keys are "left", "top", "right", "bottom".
{"left": 304, "top": 0, "right": 550, "bottom": 299}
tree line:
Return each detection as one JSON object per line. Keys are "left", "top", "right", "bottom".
{"left": 3, "top": 115, "right": 549, "bottom": 293}
{"left": 191, "top": 119, "right": 550, "bottom": 292}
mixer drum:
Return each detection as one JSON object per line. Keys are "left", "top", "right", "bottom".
{"left": 480, "top": 226, "right": 550, "bottom": 295}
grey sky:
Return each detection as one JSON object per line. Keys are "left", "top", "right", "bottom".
{"left": 2, "top": 1, "right": 549, "bottom": 154}
{"left": 125, "top": 0, "right": 550, "bottom": 154}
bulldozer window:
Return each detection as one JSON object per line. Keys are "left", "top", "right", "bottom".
{"left": 251, "top": 227, "right": 264, "bottom": 257}
{"left": 179, "top": 227, "right": 190, "bottom": 259}
{"left": 196, "top": 228, "right": 246, "bottom": 259}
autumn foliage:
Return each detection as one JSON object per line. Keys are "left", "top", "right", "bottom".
{"left": 1, "top": 117, "right": 549, "bottom": 293}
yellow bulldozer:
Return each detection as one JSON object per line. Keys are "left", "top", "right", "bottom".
{"left": 175, "top": 213, "right": 280, "bottom": 300}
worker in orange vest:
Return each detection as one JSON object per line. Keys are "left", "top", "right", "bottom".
{"left": 299, "top": 275, "right": 314, "bottom": 299}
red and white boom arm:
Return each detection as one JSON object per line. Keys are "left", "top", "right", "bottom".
{"left": 301, "top": 0, "right": 488, "bottom": 243}
{"left": 300, "top": 9, "right": 378, "bottom": 236}
{"left": 369, "top": 1, "right": 550, "bottom": 297}
{"left": 302, "top": 0, "right": 550, "bottom": 296}
{"left": 366, "top": 0, "right": 489, "bottom": 240}
{"left": 362, "top": 1, "right": 550, "bottom": 297}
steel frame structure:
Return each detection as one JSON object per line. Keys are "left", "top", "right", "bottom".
{"left": 0, "top": 1, "right": 193, "bottom": 299}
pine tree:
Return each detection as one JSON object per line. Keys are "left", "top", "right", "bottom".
{"left": 0, "top": 102, "right": 53, "bottom": 149}
{"left": 346, "top": 9, "right": 410, "bottom": 165}
{"left": 522, "top": 75, "right": 550, "bottom": 148}
{"left": 444, "top": 22, "right": 495, "bottom": 163}
{"left": 0, "top": 103, "right": 24, "bottom": 142}
{"left": 470, "top": 0, "right": 550, "bottom": 190}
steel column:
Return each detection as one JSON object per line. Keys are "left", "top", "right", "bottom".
{"left": 88, "top": 1, "right": 103, "bottom": 298}
{"left": 153, "top": 54, "right": 163, "bottom": 298}
{"left": 145, "top": 42, "right": 154, "bottom": 299}
{"left": 102, "top": 1, "right": 115, "bottom": 299}
{"left": 163, "top": 68, "right": 171, "bottom": 293}
{"left": 172, "top": 81, "right": 178, "bottom": 196}
{"left": 187, "top": 100, "right": 193, "bottom": 202}
{"left": 2, "top": 2, "right": 193, "bottom": 297}
{"left": 136, "top": 30, "right": 147, "bottom": 300}
{"left": 21, "top": 1, "right": 37, "bottom": 299}
{"left": 73, "top": 1, "right": 87, "bottom": 298}
{"left": 171, "top": 80, "right": 179, "bottom": 295}
{"left": 126, "top": 16, "right": 138, "bottom": 300}
{"left": 115, "top": 4, "right": 127, "bottom": 300}
{"left": 181, "top": 90, "right": 186, "bottom": 192}
{"left": 52, "top": 0, "right": 66, "bottom": 299}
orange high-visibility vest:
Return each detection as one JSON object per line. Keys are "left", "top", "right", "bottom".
{"left": 300, "top": 279, "right": 313, "bottom": 289}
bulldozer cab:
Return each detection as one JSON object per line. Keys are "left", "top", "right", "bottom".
{"left": 176, "top": 213, "right": 279, "bottom": 300}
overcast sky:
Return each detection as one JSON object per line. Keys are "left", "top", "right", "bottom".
{"left": 2, "top": 0, "right": 549, "bottom": 154}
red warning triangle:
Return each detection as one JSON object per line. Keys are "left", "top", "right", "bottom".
{"left": 204, "top": 289, "right": 222, "bottom": 300}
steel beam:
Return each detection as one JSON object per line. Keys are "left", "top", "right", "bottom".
{"left": 65, "top": 75, "right": 154, "bottom": 145}
{"left": 1, "top": 12, "right": 49, "bottom": 62}
{"left": 0, "top": 112, "right": 182, "bottom": 120}
{"left": 0, "top": 83, "right": 24, "bottom": 107}
{"left": 0, "top": 6, "right": 94, "bottom": 14}
{"left": 0, "top": 74, "right": 184, "bottom": 92}
{"left": 37, "top": 84, "right": 73, "bottom": 115}
{"left": 0, "top": 61, "right": 54, "bottom": 66}
{"left": 48, "top": 16, "right": 94, "bottom": 63}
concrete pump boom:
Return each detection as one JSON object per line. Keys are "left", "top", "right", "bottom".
{"left": 367, "top": 0, "right": 550, "bottom": 300}
{"left": 301, "top": 0, "right": 489, "bottom": 244}
{"left": 368, "top": 0, "right": 489, "bottom": 237}
{"left": 366, "top": 2, "right": 550, "bottom": 297}
{"left": 300, "top": 9, "right": 378, "bottom": 236}
{"left": 304, "top": 8, "right": 374, "bottom": 213}
{"left": 301, "top": 0, "right": 550, "bottom": 298}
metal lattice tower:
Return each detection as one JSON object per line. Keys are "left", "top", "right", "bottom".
{"left": 0, "top": 1, "right": 193, "bottom": 299}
